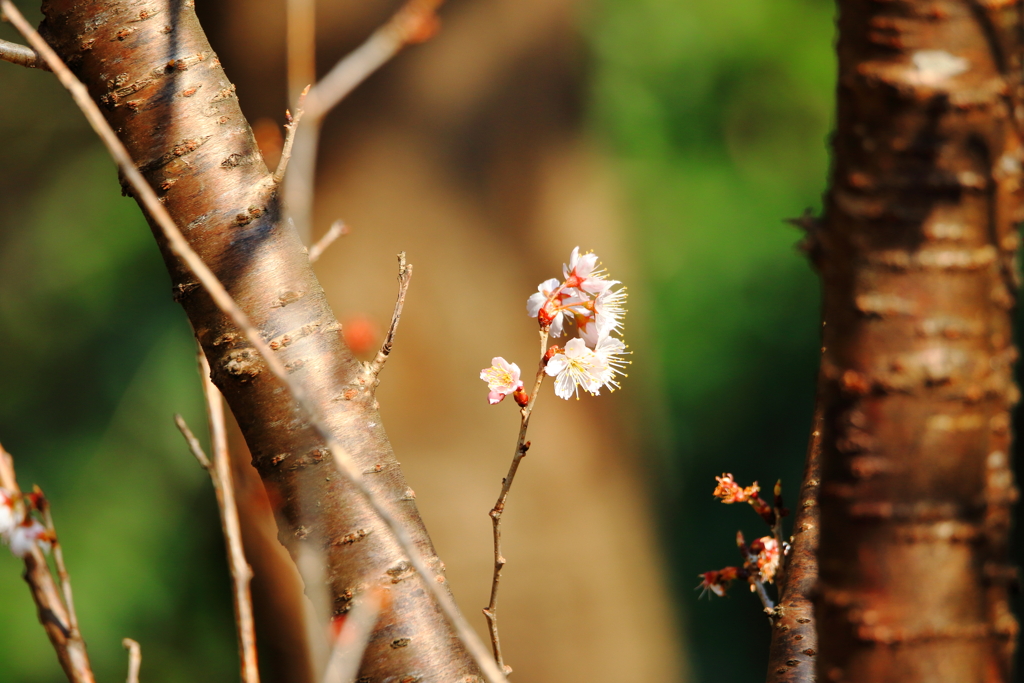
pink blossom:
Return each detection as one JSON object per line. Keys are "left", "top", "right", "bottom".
{"left": 563, "top": 247, "right": 611, "bottom": 294}
{"left": 480, "top": 357, "right": 524, "bottom": 405}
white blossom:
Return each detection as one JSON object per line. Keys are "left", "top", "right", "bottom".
{"left": 592, "top": 334, "right": 629, "bottom": 392}
{"left": 527, "top": 278, "right": 573, "bottom": 337}
{"left": 480, "top": 357, "right": 524, "bottom": 405}
{"left": 0, "top": 488, "right": 16, "bottom": 538}
{"left": 8, "top": 519, "right": 50, "bottom": 558}
{"left": 544, "top": 338, "right": 607, "bottom": 400}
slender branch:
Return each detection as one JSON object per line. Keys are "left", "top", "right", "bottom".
{"left": 285, "top": 0, "right": 445, "bottom": 242}
{"left": 197, "top": 347, "right": 261, "bottom": 683}
{"left": 308, "top": 220, "right": 348, "bottom": 263}
{"left": 273, "top": 85, "right": 309, "bottom": 185}
{"left": 38, "top": 490, "right": 81, "bottom": 637}
{"left": 482, "top": 329, "right": 550, "bottom": 674}
{"left": 121, "top": 639, "right": 141, "bottom": 683}
{"left": 0, "top": 443, "right": 95, "bottom": 683}
{"left": 174, "top": 415, "right": 212, "bottom": 470}
{"left": 322, "top": 587, "right": 386, "bottom": 683}
{"left": 2, "top": 5, "right": 507, "bottom": 682}
{"left": 367, "top": 252, "right": 412, "bottom": 377}
{"left": 0, "top": 37, "right": 49, "bottom": 70}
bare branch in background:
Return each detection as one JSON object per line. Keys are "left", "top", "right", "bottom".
{"left": 121, "top": 639, "right": 141, "bottom": 683}
{"left": 308, "top": 220, "right": 349, "bottom": 263}
{"left": 273, "top": 86, "right": 309, "bottom": 185}
{"left": 322, "top": 587, "right": 386, "bottom": 683}
{"left": 368, "top": 253, "right": 413, "bottom": 377}
{"left": 0, "top": 37, "right": 48, "bottom": 69}
{"left": 0, "top": 443, "right": 95, "bottom": 683}
{"left": 285, "top": 0, "right": 445, "bottom": 243}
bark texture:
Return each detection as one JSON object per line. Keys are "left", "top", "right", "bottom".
{"left": 815, "top": 0, "right": 1023, "bottom": 680}
{"left": 766, "top": 410, "right": 821, "bottom": 683}
{"left": 37, "top": 2, "right": 480, "bottom": 681}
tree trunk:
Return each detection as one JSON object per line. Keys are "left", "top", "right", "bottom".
{"left": 37, "top": 1, "right": 481, "bottom": 680}
{"left": 815, "top": 0, "right": 1022, "bottom": 680}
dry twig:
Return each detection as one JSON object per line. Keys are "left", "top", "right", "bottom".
{"left": 0, "top": 443, "right": 95, "bottom": 683}
{"left": 273, "top": 85, "right": 309, "bottom": 185}
{"left": 308, "top": 220, "right": 349, "bottom": 263}
{"left": 121, "top": 638, "right": 141, "bottom": 683}
{"left": 482, "top": 329, "right": 550, "bottom": 674}
{"left": 368, "top": 253, "right": 412, "bottom": 377}
{"left": 0, "top": 37, "right": 48, "bottom": 69}
{"left": 0, "top": 5, "right": 506, "bottom": 681}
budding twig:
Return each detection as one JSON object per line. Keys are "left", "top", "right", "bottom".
{"left": 483, "top": 328, "right": 550, "bottom": 674}
{"left": 0, "top": 37, "right": 48, "bottom": 70}
{"left": 368, "top": 253, "right": 413, "bottom": 378}
{"left": 322, "top": 587, "right": 386, "bottom": 683}
{"left": 273, "top": 85, "right": 309, "bottom": 185}
{"left": 308, "top": 220, "right": 349, "bottom": 263}
{"left": 38, "top": 490, "right": 80, "bottom": 637}
{"left": 122, "top": 638, "right": 141, "bottom": 683}
{"left": 0, "top": 443, "right": 95, "bottom": 683}
{"left": 3, "top": 5, "right": 506, "bottom": 681}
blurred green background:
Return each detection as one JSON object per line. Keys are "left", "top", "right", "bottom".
{"left": 0, "top": 0, "right": 986, "bottom": 681}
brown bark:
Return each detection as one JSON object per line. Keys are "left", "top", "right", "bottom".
{"left": 36, "top": 2, "right": 480, "bottom": 681}
{"left": 815, "top": 0, "right": 1023, "bottom": 680}
{"left": 766, "top": 409, "right": 821, "bottom": 683}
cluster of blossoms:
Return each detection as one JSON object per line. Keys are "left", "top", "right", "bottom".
{"left": 697, "top": 473, "right": 787, "bottom": 600}
{"left": 481, "top": 247, "right": 629, "bottom": 403}
{"left": 0, "top": 487, "right": 54, "bottom": 559}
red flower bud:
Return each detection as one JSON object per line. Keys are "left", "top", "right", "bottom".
{"left": 513, "top": 389, "right": 529, "bottom": 407}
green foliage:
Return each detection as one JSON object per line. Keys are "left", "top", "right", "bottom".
{"left": 587, "top": 0, "right": 834, "bottom": 679}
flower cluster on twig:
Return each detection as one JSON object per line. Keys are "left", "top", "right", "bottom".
{"left": 698, "top": 473, "right": 788, "bottom": 615}
{"left": 0, "top": 486, "right": 55, "bottom": 558}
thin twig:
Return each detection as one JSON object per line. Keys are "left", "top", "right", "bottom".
{"left": 0, "top": 37, "right": 49, "bottom": 70}
{"left": 38, "top": 489, "right": 81, "bottom": 637}
{"left": 322, "top": 587, "right": 385, "bottom": 683}
{"left": 273, "top": 85, "right": 309, "bottom": 185}
{"left": 0, "top": 443, "right": 95, "bottom": 683}
{"left": 482, "top": 328, "right": 550, "bottom": 674}
{"left": 174, "top": 415, "right": 212, "bottom": 470}
{"left": 308, "top": 220, "right": 349, "bottom": 263}
{"left": 2, "top": 6, "right": 506, "bottom": 682}
{"left": 196, "top": 347, "right": 261, "bottom": 683}
{"left": 285, "top": 0, "right": 445, "bottom": 242}
{"left": 121, "top": 639, "right": 141, "bottom": 683}
{"left": 368, "top": 253, "right": 412, "bottom": 377}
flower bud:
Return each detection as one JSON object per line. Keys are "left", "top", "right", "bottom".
{"left": 513, "top": 389, "right": 529, "bottom": 407}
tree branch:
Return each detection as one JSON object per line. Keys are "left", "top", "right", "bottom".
{"left": 482, "top": 329, "right": 549, "bottom": 674}
{"left": 367, "top": 253, "right": 412, "bottom": 378}
{"left": 308, "top": 220, "right": 348, "bottom": 263}
{"left": 121, "top": 638, "right": 141, "bottom": 683}
{"left": 12, "top": 1, "right": 503, "bottom": 679}
{"left": 0, "top": 37, "right": 48, "bottom": 69}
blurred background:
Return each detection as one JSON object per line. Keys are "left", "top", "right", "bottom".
{"left": 0, "top": 0, "right": 858, "bottom": 681}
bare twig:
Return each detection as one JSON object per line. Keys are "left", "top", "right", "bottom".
{"left": 2, "top": 6, "right": 506, "bottom": 682}
{"left": 367, "top": 253, "right": 412, "bottom": 377}
{"left": 482, "top": 329, "right": 550, "bottom": 674}
{"left": 0, "top": 443, "right": 95, "bottom": 683}
{"left": 322, "top": 587, "right": 386, "bottom": 683}
{"left": 37, "top": 489, "right": 81, "bottom": 637}
{"left": 273, "top": 85, "right": 309, "bottom": 185}
{"left": 285, "top": 0, "right": 445, "bottom": 242}
{"left": 0, "top": 37, "right": 48, "bottom": 70}
{"left": 308, "top": 220, "right": 349, "bottom": 263}
{"left": 174, "top": 415, "right": 212, "bottom": 470}
{"left": 197, "top": 347, "right": 260, "bottom": 683}
{"left": 121, "top": 639, "right": 141, "bottom": 683}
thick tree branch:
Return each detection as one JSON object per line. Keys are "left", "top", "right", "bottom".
{"left": 16, "top": 0, "right": 501, "bottom": 680}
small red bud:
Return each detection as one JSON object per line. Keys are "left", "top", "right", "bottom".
{"left": 513, "top": 389, "right": 529, "bottom": 407}
{"left": 543, "top": 346, "right": 561, "bottom": 363}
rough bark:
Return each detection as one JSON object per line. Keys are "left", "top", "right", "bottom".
{"left": 815, "top": 0, "right": 1023, "bottom": 680}
{"left": 36, "top": 2, "right": 481, "bottom": 681}
{"left": 766, "top": 409, "right": 821, "bottom": 683}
